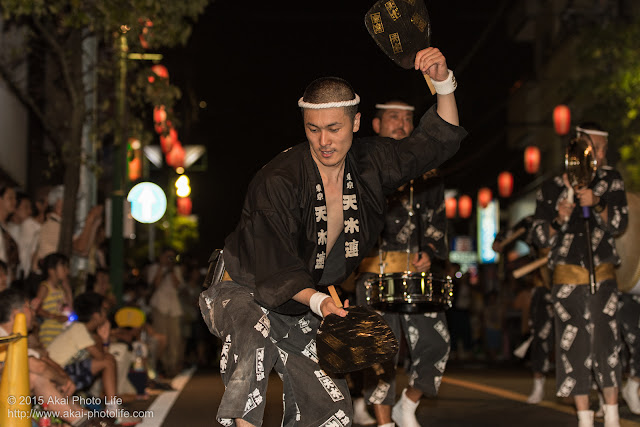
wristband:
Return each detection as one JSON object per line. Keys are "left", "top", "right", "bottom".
{"left": 309, "top": 292, "right": 330, "bottom": 318}
{"left": 431, "top": 69, "right": 457, "bottom": 95}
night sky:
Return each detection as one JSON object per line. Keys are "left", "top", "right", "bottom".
{"left": 162, "top": 1, "right": 535, "bottom": 260}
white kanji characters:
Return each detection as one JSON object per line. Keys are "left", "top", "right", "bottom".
{"left": 345, "top": 239, "right": 359, "bottom": 258}
{"left": 315, "top": 251, "right": 326, "bottom": 269}
{"left": 256, "top": 348, "right": 265, "bottom": 381}
{"left": 316, "top": 184, "right": 323, "bottom": 193}
{"left": 342, "top": 194, "right": 358, "bottom": 211}
{"left": 315, "top": 206, "right": 327, "bottom": 222}
{"left": 318, "top": 229, "right": 327, "bottom": 245}
{"left": 344, "top": 217, "right": 359, "bottom": 234}
{"left": 346, "top": 181, "right": 354, "bottom": 190}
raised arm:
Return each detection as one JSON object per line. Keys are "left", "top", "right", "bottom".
{"left": 415, "top": 47, "right": 459, "bottom": 126}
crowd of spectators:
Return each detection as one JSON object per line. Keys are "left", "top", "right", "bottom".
{"left": 0, "top": 182, "right": 216, "bottom": 426}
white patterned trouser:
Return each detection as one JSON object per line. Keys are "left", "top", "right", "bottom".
{"left": 529, "top": 286, "right": 554, "bottom": 374}
{"left": 618, "top": 293, "right": 640, "bottom": 378}
{"left": 362, "top": 310, "right": 450, "bottom": 406}
{"left": 552, "top": 280, "right": 621, "bottom": 397}
{"left": 199, "top": 281, "right": 353, "bottom": 427}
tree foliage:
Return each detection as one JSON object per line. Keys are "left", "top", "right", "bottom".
{"left": 565, "top": 17, "right": 640, "bottom": 191}
{"left": 0, "top": 0, "right": 209, "bottom": 256}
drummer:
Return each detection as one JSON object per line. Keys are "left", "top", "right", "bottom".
{"left": 199, "top": 48, "right": 465, "bottom": 427}
{"left": 531, "top": 122, "right": 628, "bottom": 427}
{"left": 355, "top": 100, "right": 452, "bottom": 427}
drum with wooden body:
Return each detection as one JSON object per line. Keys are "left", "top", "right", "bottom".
{"left": 364, "top": 271, "right": 453, "bottom": 313}
{"left": 616, "top": 192, "right": 640, "bottom": 294}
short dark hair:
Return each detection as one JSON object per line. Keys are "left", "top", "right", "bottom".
{"left": 74, "top": 292, "right": 104, "bottom": 323}
{"left": 0, "top": 288, "right": 28, "bottom": 323}
{"left": 301, "top": 77, "right": 359, "bottom": 120}
{"left": 42, "top": 253, "right": 69, "bottom": 273}
{"left": 0, "top": 259, "right": 7, "bottom": 273}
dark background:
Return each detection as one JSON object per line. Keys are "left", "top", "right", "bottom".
{"left": 162, "top": 0, "right": 534, "bottom": 259}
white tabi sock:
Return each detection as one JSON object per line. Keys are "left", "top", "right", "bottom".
{"left": 603, "top": 404, "right": 620, "bottom": 427}
{"left": 577, "top": 410, "right": 594, "bottom": 427}
{"left": 527, "top": 377, "right": 545, "bottom": 404}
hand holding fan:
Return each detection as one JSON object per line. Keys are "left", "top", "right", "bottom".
{"left": 316, "top": 286, "right": 399, "bottom": 374}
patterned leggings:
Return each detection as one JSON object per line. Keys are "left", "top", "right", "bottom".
{"left": 552, "top": 280, "right": 621, "bottom": 397}
{"left": 200, "top": 281, "right": 352, "bottom": 427}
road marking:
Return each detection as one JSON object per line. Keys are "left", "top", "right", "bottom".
{"left": 442, "top": 376, "right": 640, "bottom": 427}
{"left": 137, "top": 366, "right": 197, "bottom": 427}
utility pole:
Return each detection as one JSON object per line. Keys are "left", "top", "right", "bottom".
{"left": 109, "top": 28, "right": 127, "bottom": 305}
{"left": 109, "top": 26, "right": 163, "bottom": 305}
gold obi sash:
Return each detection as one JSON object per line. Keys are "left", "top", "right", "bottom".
{"left": 552, "top": 263, "right": 616, "bottom": 286}
{"left": 358, "top": 251, "right": 415, "bottom": 274}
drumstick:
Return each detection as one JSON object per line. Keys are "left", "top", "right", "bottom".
{"left": 494, "top": 227, "right": 526, "bottom": 252}
{"left": 512, "top": 256, "right": 549, "bottom": 279}
{"left": 328, "top": 285, "right": 343, "bottom": 308}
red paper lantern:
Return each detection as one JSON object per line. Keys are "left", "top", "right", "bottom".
{"left": 478, "top": 187, "right": 492, "bottom": 208}
{"left": 139, "top": 19, "right": 153, "bottom": 49}
{"left": 166, "top": 142, "right": 185, "bottom": 168}
{"left": 497, "top": 171, "right": 514, "bottom": 198}
{"left": 160, "top": 127, "right": 178, "bottom": 153}
{"left": 553, "top": 104, "right": 571, "bottom": 136}
{"left": 151, "top": 64, "right": 169, "bottom": 79}
{"left": 153, "top": 105, "right": 166, "bottom": 124}
{"left": 176, "top": 196, "right": 192, "bottom": 216}
{"left": 128, "top": 157, "right": 141, "bottom": 182}
{"left": 458, "top": 195, "right": 472, "bottom": 219}
{"left": 445, "top": 197, "right": 457, "bottom": 219}
{"left": 524, "top": 146, "right": 541, "bottom": 174}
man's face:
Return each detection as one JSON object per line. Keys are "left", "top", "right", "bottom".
{"left": 589, "top": 134, "right": 608, "bottom": 167}
{"left": 373, "top": 108, "right": 414, "bottom": 140}
{"left": 17, "top": 298, "right": 38, "bottom": 330}
{"left": 160, "top": 250, "right": 177, "bottom": 267}
{"left": 95, "top": 272, "right": 111, "bottom": 294}
{"left": 1, "top": 188, "right": 16, "bottom": 215}
{"left": 14, "top": 199, "right": 32, "bottom": 223}
{"left": 304, "top": 108, "right": 361, "bottom": 169}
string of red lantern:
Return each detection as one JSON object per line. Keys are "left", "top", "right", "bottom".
{"left": 497, "top": 171, "right": 513, "bottom": 198}
{"left": 458, "top": 195, "right": 472, "bottom": 218}
{"left": 445, "top": 197, "right": 457, "bottom": 219}
{"left": 149, "top": 67, "right": 184, "bottom": 169}
{"left": 524, "top": 146, "right": 541, "bottom": 174}
{"left": 478, "top": 187, "right": 492, "bottom": 208}
{"left": 553, "top": 105, "right": 571, "bottom": 136}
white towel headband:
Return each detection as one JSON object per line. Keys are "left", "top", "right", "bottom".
{"left": 375, "top": 103, "right": 415, "bottom": 111}
{"left": 298, "top": 94, "right": 360, "bottom": 109}
{"left": 576, "top": 126, "right": 609, "bottom": 137}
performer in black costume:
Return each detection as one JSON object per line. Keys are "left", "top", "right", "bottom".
{"left": 199, "top": 48, "right": 465, "bottom": 427}
{"left": 353, "top": 100, "right": 451, "bottom": 427}
{"left": 531, "top": 123, "right": 628, "bottom": 427}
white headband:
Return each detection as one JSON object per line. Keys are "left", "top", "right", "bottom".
{"left": 375, "top": 103, "right": 415, "bottom": 111}
{"left": 298, "top": 94, "right": 360, "bottom": 109}
{"left": 576, "top": 126, "right": 609, "bottom": 137}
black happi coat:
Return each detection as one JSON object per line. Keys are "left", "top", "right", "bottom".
{"left": 224, "top": 106, "right": 467, "bottom": 314}
{"left": 379, "top": 174, "right": 447, "bottom": 259}
{"left": 532, "top": 166, "right": 628, "bottom": 270}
